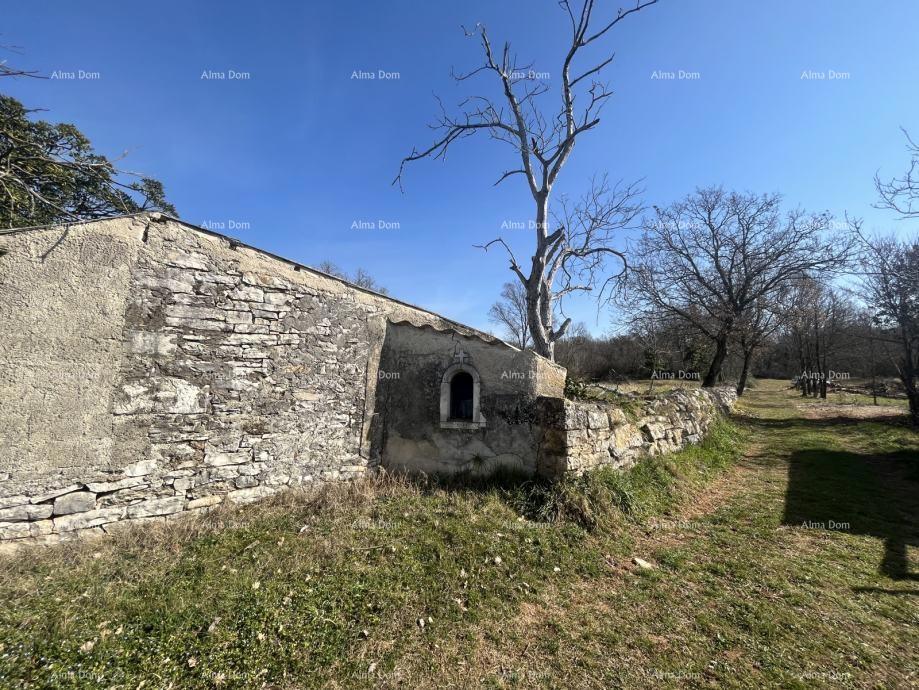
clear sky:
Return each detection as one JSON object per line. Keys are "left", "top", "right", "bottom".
{"left": 4, "top": 1, "right": 918, "bottom": 334}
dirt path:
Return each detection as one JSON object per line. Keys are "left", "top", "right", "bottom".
{"left": 450, "top": 383, "right": 918, "bottom": 688}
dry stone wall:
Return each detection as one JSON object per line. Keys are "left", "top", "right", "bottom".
{"left": 536, "top": 388, "right": 737, "bottom": 477}
{"left": 0, "top": 215, "right": 506, "bottom": 550}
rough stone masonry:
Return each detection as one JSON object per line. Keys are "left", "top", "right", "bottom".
{"left": 0, "top": 214, "right": 735, "bottom": 550}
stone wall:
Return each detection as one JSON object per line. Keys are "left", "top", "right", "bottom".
{"left": 0, "top": 214, "right": 736, "bottom": 551}
{"left": 0, "top": 215, "right": 518, "bottom": 549}
{"left": 536, "top": 388, "right": 737, "bottom": 477}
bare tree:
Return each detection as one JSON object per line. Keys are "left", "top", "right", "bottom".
{"left": 875, "top": 128, "right": 919, "bottom": 219}
{"left": 0, "top": 42, "right": 44, "bottom": 79}
{"left": 783, "top": 278, "right": 821, "bottom": 396}
{"left": 395, "top": 1, "right": 657, "bottom": 359}
{"left": 851, "top": 226, "right": 919, "bottom": 424}
{"left": 798, "top": 281, "right": 855, "bottom": 398}
{"left": 317, "top": 261, "right": 388, "bottom": 295}
{"left": 488, "top": 281, "right": 530, "bottom": 349}
{"left": 733, "top": 294, "right": 782, "bottom": 397}
{"left": 624, "top": 188, "right": 851, "bottom": 388}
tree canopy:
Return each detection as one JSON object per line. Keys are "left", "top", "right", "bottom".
{"left": 0, "top": 94, "right": 175, "bottom": 229}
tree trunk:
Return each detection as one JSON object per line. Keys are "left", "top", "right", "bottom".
{"left": 526, "top": 193, "right": 554, "bottom": 359}
{"left": 527, "top": 288, "right": 552, "bottom": 359}
{"left": 899, "top": 338, "right": 919, "bottom": 426}
{"left": 736, "top": 348, "right": 754, "bottom": 396}
{"left": 907, "top": 387, "right": 919, "bottom": 426}
{"left": 702, "top": 335, "right": 729, "bottom": 388}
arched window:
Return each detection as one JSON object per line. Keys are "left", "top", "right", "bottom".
{"left": 440, "top": 363, "right": 486, "bottom": 429}
{"left": 450, "top": 371, "right": 474, "bottom": 420}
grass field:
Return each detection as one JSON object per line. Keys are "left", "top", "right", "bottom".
{"left": 1, "top": 381, "right": 916, "bottom": 688}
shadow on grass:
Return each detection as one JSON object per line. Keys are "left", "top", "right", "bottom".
{"left": 751, "top": 414, "right": 913, "bottom": 431}
{"left": 781, "top": 440, "right": 919, "bottom": 588}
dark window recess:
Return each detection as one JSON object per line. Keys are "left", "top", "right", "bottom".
{"left": 449, "top": 371, "right": 474, "bottom": 420}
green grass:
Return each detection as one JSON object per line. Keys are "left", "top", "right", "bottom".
{"left": 1, "top": 382, "right": 917, "bottom": 688}
{"left": 826, "top": 390, "right": 909, "bottom": 408}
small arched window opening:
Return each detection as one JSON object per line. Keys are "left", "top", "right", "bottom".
{"left": 449, "top": 371, "right": 474, "bottom": 420}
{"left": 440, "top": 363, "right": 486, "bottom": 429}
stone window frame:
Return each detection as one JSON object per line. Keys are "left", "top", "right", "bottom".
{"left": 440, "top": 363, "right": 486, "bottom": 430}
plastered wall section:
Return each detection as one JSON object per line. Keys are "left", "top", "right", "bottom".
{"left": 374, "top": 320, "right": 566, "bottom": 476}
{"left": 0, "top": 218, "right": 145, "bottom": 488}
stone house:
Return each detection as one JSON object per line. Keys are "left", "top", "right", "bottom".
{"left": 0, "top": 214, "right": 733, "bottom": 546}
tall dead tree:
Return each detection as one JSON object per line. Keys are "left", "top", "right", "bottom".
{"left": 395, "top": 1, "right": 656, "bottom": 359}
{"left": 624, "top": 188, "right": 851, "bottom": 387}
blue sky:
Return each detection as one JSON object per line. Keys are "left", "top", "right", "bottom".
{"left": 4, "top": 1, "right": 918, "bottom": 334}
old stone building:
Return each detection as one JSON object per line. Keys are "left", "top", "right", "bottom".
{"left": 0, "top": 214, "right": 734, "bottom": 547}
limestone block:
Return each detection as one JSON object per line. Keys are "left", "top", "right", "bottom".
{"left": 126, "top": 331, "right": 177, "bottom": 356}
{"left": 0, "top": 495, "right": 30, "bottom": 509}
{"left": 227, "top": 486, "right": 275, "bottom": 504}
{"left": 205, "top": 451, "right": 252, "bottom": 467}
{"left": 229, "top": 285, "right": 264, "bottom": 302}
{"left": 165, "top": 305, "right": 226, "bottom": 321}
{"left": 164, "top": 317, "right": 231, "bottom": 332}
{"left": 241, "top": 272, "right": 293, "bottom": 290}
{"left": 263, "top": 472, "right": 290, "bottom": 486}
{"left": 173, "top": 478, "right": 194, "bottom": 493}
{"left": 114, "top": 377, "right": 207, "bottom": 415}
{"left": 187, "top": 495, "right": 223, "bottom": 510}
{"left": 641, "top": 422, "right": 667, "bottom": 441}
{"left": 53, "top": 492, "right": 97, "bottom": 516}
{"left": 0, "top": 520, "right": 53, "bottom": 539}
{"left": 225, "top": 310, "right": 253, "bottom": 325}
{"left": 127, "top": 496, "right": 185, "bottom": 518}
{"left": 206, "top": 466, "right": 241, "bottom": 481}
{"left": 0, "top": 503, "right": 53, "bottom": 522}
{"left": 609, "top": 423, "right": 640, "bottom": 449}
{"left": 29, "top": 485, "right": 81, "bottom": 504}
{"left": 165, "top": 252, "right": 209, "bottom": 270}
{"left": 196, "top": 272, "right": 237, "bottom": 285}
{"left": 263, "top": 292, "right": 291, "bottom": 305}
{"left": 54, "top": 507, "right": 125, "bottom": 532}
{"left": 123, "top": 460, "right": 158, "bottom": 477}
{"left": 587, "top": 409, "right": 610, "bottom": 430}
{"left": 224, "top": 333, "right": 277, "bottom": 346}
{"left": 85, "top": 476, "right": 147, "bottom": 493}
